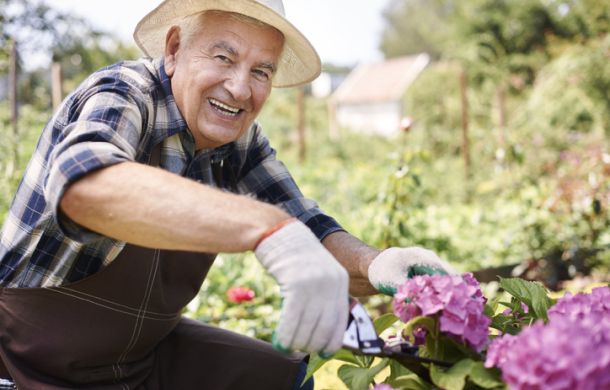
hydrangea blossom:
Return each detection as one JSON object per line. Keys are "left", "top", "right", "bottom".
{"left": 485, "top": 286, "right": 610, "bottom": 390}
{"left": 548, "top": 285, "right": 610, "bottom": 322}
{"left": 484, "top": 333, "right": 518, "bottom": 369}
{"left": 372, "top": 384, "right": 396, "bottom": 390}
{"left": 393, "top": 273, "right": 490, "bottom": 352}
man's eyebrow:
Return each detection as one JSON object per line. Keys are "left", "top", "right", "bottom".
{"left": 212, "top": 41, "right": 238, "bottom": 57}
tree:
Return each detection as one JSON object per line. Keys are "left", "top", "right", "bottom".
{"left": 547, "top": 0, "right": 610, "bottom": 41}
{"left": 1, "top": 0, "right": 94, "bottom": 66}
{"left": 380, "top": 0, "right": 459, "bottom": 60}
{"left": 1, "top": 0, "right": 139, "bottom": 107}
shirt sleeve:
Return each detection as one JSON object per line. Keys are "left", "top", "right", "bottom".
{"left": 236, "top": 124, "right": 345, "bottom": 241}
{"left": 44, "top": 77, "right": 147, "bottom": 242}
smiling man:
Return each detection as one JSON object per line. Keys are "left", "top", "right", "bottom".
{"left": 0, "top": 1, "right": 455, "bottom": 389}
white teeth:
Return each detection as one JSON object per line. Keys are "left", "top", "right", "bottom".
{"left": 209, "top": 98, "right": 240, "bottom": 115}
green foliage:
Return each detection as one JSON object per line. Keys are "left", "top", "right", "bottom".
{"left": 497, "top": 277, "right": 553, "bottom": 322}
{"left": 548, "top": 0, "right": 610, "bottom": 39}
{"left": 430, "top": 359, "right": 504, "bottom": 390}
{"left": 304, "top": 277, "right": 556, "bottom": 389}
{"left": 380, "top": 0, "right": 457, "bottom": 60}
{"left": 523, "top": 35, "right": 610, "bottom": 135}
{"left": 338, "top": 359, "right": 389, "bottom": 390}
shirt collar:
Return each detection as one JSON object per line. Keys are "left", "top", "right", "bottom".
{"left": 152, "top": 58, "right": 188, "bottom": 143}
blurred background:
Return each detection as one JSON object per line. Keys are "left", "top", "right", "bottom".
{"left": 1, "top": 1, "right": 610, "bottom": 386}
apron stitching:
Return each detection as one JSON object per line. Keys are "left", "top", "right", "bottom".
{"left": 53, "top": 288, "right": 177, "bottom": 318}
{"left": 51, "top": 289, "right": 177, "bottom": 321}
{"left": 114, "top": 249, "right": 161, "bottom": 383}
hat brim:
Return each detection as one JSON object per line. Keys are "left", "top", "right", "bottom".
{"left": 133, "top": 0, "right": 321, "bottom": 87}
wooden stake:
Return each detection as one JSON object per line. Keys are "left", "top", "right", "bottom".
{"left": 296, "top": 86, "right": 306, "bottom": 163}
{"left": 52, "top": 62, "right": 64, "bottom": 112}
{"left": 9, "top": 40, "right": 19, "bottom": 167}
{"left": 459, "top": 68, "right": 471, "bottom": 182}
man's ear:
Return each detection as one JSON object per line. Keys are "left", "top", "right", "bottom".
{"left": 164, "top": 26, "right": 181, "bottom": 77}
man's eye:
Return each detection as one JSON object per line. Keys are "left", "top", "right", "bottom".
{"left": 253, "top": 69, "right": 271, "bottom": 81}
{"left": 215, "top": 55, "right": 231, "bottom": 63}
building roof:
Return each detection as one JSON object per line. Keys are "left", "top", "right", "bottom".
{"left": 331, "top": 53, "right": 430, "bottom": 104}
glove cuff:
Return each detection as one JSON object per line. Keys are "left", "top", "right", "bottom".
{"left": 254, "top": 217, "right": 299, "bottom": 250}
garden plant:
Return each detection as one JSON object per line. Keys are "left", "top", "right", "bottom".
{"left": 304, "top": 275, "right": 610, "bottom": 390}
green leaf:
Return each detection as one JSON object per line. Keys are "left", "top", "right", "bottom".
{"left": 389, "top": 374, "right": 435, "bottom": 390}
{"left": 374, "top": 313, "right": 399, "bottom": 334}
{"left": 499, "top": 277, "right": 552, "bottom": 320}
{"left": 489, "top": 314, "right": 520, "bottom": 335}
{"left": 386, "top": 358, "right": 413, "bottom": 382}
{"left": 430, "top": 359, "right": 505, "bottom": 390}
{"left": 338, "top": 360, "right": 389, "bottom": 390}
{"left": 302, "top": 354, "right": 330, "bottom": 385}
{"left": 355, "top": 353, "right": 375, "bottom": 368}
{"left": 484, "top": 303, "right": 497, "bottom": 317}
{"left": 430, "top": 359, "right": 476, "bottom": 390}
{"left": 469, "top": 362, "right": 504, "bottom": 389}
{"left": 331, "top": 348, "right": 362, "bottom": 366}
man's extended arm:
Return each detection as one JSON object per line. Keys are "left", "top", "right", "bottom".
{"left": 61, "top": 160, "right": 350, "bottom": 354}
{"left": 322, "top": 231, "right": 379, "bottom": 297}
{"left": 60, "top": 161, "right": 289, "bottom": 253}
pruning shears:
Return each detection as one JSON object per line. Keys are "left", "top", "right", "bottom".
{"left": 342, "top": 298, "right": 452, "bottom": 377}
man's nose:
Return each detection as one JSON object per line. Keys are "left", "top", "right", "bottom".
{"left": 225, "top": 69, "right": 252, "bottom": 101}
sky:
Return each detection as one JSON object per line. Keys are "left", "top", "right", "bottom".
{"left": 43, "top": 0, "right": 392, "bottom": 67}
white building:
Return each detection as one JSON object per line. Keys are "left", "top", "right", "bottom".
{"left": 329, "top": 53, "right": 430, "bottom": 137}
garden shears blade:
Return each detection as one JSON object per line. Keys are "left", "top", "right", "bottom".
{"left": 342, "top": 298, "right": 452, "bottom": 373}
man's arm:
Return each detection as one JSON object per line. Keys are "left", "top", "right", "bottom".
{"left": 322, "top": 230, "right": 379, "bottom": 297}
{"left": 60, "top": 161, "right": 289, "bottom": 253}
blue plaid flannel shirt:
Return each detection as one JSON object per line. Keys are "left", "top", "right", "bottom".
{"left": 0, "top": 58, "right": 343, "bottom": 288}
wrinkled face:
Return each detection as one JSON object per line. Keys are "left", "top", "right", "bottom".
{"left": 164, "top": 12, "right": 284, "bottom": 150}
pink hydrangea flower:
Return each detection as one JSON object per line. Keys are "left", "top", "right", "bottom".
{"left": 226, "top": 286, "right": 255, "bottom": 304}
{"left": 392, "top": 273, "right": 490, "bottom": 352}
{"left": 548, "top": 286, "right": 610, "bottom": 322}
{"left": 372, "top": 384, "right": 396, "bottom": 390}
{"left": 485, "top": 286, "right": 610, "bottom": 390}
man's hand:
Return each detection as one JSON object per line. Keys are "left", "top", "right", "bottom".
{"left": 254, "top": 219, "right": 349, "bottom": 354}
{"left": 368, "top": 247, "right": 456, "bottom": 295}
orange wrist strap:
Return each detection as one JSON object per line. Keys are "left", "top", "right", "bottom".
{"left": 254, "top": 218, "right": 298, "bottom": 250}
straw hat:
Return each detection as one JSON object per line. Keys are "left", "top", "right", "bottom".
{"left": 133, "top": 0, "right": 321, "bottom": 87}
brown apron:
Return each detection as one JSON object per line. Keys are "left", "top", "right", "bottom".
{"left": 0, "top": 244, "right": 304, "bottom": 389}
{"left": 0, "top": 143, "right": 305, "bottom": 389}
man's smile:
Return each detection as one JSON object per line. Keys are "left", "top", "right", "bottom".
{"left": 208, "top": 98, "right": 242, "bottom": 117}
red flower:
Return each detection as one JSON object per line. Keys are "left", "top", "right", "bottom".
{"left": 226, "top": 286, "right": 255, "bottom": 304}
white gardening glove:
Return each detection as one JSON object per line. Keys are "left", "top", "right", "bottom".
{"left": 254, "top": 219, "right": 349, "bottom": 354}
{"left": 368, "top": 247, "right": 457, "bottom": 295}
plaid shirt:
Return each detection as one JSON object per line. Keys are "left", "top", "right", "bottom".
{"left": 0, "top": 58, "right": 343, "bottom": 288}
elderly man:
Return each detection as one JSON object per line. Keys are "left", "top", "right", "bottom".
{"left": 0, "top": 0, "right": 454, "bottom": 389}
